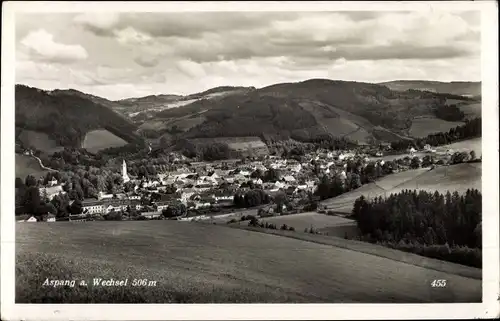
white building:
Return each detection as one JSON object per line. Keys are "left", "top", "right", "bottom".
{"left": 48, "top": 177, "right": 58, "bottom": 187}
{"left": 122, "top": 159, "right": 130, "bottom": 183}
{"left": 39, "top": 185, "right": 65, "bottom": 201}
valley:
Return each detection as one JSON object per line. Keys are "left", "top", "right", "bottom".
{"left": 14, "top": 79, "right": 483, "bottom": 304}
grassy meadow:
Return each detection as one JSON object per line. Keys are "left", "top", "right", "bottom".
{"left": 322, "top": 163, "right": 481, "bottom": 213}
{"left": 256, "top": 212, "right": 360, "bottom": 238}
{"left": 17, "top": 130, "right": 64, "bottom": 154}
{"left": 15, "top": 154, "right": 50, "bottom": 179}
{"left": 17, "top": 221, "right": 481, "bottom": 303}
{"left": 409, "top": 117, "right": 465, "bottom": 138}
{"left": 82, "top": 129, "right": 129, "bottom": 153}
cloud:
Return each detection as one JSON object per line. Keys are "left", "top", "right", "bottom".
{"left": 175, "top": 60, "right": 206, "bottom": 78}
{"left": 73, "top": 13, "right": 120, "bottom": 36}
{"left": 20, "top": 29, "right": 88, "bottom": 63}
{"left": 120, "top": 11, "right": 479, "bottom": 65}
{"left": 15, "top": 11, "right": 482, "bottom": 99}
{"left": 114, "top": 27, "right": 153, "bottom": 45}
{"left": 74, "top": 12, "right": 301, "bottom": 39}
{"left": 134, "top": 55, "right": 159, "bottom": 67}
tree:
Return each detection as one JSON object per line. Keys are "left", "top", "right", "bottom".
{"left": 25, "top": 175, "right": 37, "bottom": 187}
{"left": 163, "top": 203, "right": 187, "bottom": 218}
{"left": 349, "top": 173, "right": 362, "bottom": 190}
{"left": 469, "top": 150, "right": 476, "bottom": 161}
{"left": 422, "top": 155, "right": 433, "bottom": 168}
{"left": 15, "top": 177, "right": 25, "bottom": 189}
{"left": 70, "top": 199, "right": 83, "bottom": 214}
{"left": 315, "top": 175, "right": 331, "bottom": 200}
{"left": 410, "top": 156, "right": 421, "bottom": 169}
{"left": 250, "top": 169, "right": 263, "bottom": 179}
{"left": 451, "top": 151, "right": 470, "bottom": 164}
{"left": 22, "top": 186, "right": 41, "bottom": 214}
{"left": 264, "top": 168, "right": 280, "bottom": 182}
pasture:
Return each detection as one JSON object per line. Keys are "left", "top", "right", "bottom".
{"left": 16, "top": 153, "right": 49, "bottom": 179}
{"left": 17, "top": 130, "right": 64, "bottom": 154}
{"left": 409, "top": 117, "right": 464, "bottom": 138}
{"left": 435, "top": 138, "right": 482, "bottom": 158}
{"left": 16, "top": 221, "right": 481, "bottom": 303}
{"left": 258, "top": 212, "right": 360, "bottom": 238}
{"left": 322, "top": 163, "right": 481, "bottom": 214}
{"left": 458, "top": 102, "right": 481, "bottom": 119}
{"left": 82, "top": 129, "right": 128, "bottom": 153}
{"left": 373, "top": 138, "right": 482, "bottom": 162}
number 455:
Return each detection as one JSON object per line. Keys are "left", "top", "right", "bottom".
{"left": 431, "top": 279, "right": 447, "bottom": 287}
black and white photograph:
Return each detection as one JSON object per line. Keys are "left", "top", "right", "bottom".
{"left": 1, "top": 1, "right": 499, "bottom": 320}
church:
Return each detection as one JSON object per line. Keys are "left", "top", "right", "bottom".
{"left": 122, "top": 159, "right": 130, "bottom": 183}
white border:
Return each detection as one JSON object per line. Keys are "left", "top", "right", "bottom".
{"left": 1, "top": 1, "right": 499, "bottom": 320}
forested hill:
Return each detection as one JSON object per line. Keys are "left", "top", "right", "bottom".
{"left": 15, "top": 85, "right": 143, "bottom": 149}
{"left": 139, "top": 78, "right": 475, "bottom": 145}
{"left": 379, "top": 80, "right": 481, "bottom": 97}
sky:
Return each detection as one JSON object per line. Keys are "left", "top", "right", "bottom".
{"left": 15, "top": 11, "right": 481, "bottom": 100}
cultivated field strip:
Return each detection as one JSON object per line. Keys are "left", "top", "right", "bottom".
{"left": 17, "top": 221, "right": 481, "bottom": 303}
{"left": 322, "top": 163, "right": 482, "bottom": 214}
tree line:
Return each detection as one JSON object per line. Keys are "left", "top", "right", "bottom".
{"left": 391, "top": 117, "right": 481, "bottom": 151}
{"left": 352, "top": 189, "right": 482, "bottom": 267}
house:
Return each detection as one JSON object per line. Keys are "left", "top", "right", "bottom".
{"left": 251, "top": 178, "right": 263, "bottom": 185}
{"left": 48, "top": 177, "right": 58, "bottom": 187}
{"left": 45, "top": 214, "right": 56, "bottom": 222}
{"left": 283, "top": 175, "right": 296, "bottom": 183}
{"left": 194, "top": 183, "right": 212, "bottom": 192}
{"left": 156, "top": 201, "right": 171, "bottom": 211}
{"left": 39, "top": 185, "right": 65, "bottom": 201}
{"left": 338, "top": 153, "right": 355, "bottom": 161}
{"left": 82, "top": 199, "right": 105, "bottom": 214}
{"left": 141, "top": 211, "right": 162, "bottom": 219}
{"left": 214, "top": 192, "right": 234, "bottom": 202}
{"left": 424, "top": 144, "right": 436, "bottom": 153}
{"left": 180, "top": 189, "right": 196, "bottom": 202}
{"left": 274, "top": 181, "right": 287, "bottom": 190}
{"left": 130, "top": 199, "right": 142, "bottom": 211}
{"left": 289, "top": 164, "right": 302, "bottom": 173}
{"left": 26, "top": 216, "right": 37, "bottom": 222}
{"left": 98, "top": 191, "right": 114, "bottom": 200}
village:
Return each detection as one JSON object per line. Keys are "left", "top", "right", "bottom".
{"left": 17, "top": 142, "right": 475, "bottom": 224}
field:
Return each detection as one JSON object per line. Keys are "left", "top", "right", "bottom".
{"left": 458, "top": 102, "right": 481, "bottom": 119}
{"left": 82, "top": 129, "right": 129, "bottom": 153}
{"left": 322, "top": 163, "right": 481, "bottom": 213}
{"left": 435, "top": 137, "right": 482, "bottom": 157}
{"left": 15, "top": 153, "right": 49, "bottom": 179}
{"left": 188, "top": 136, "right": 269, "bottom": 154}
{"left": 257, "top": 212, "right": 360, "bottom": 238}
{"left": 17, "top": 130, "right": 64, "bottom": 154}
{"left": 409, "top": 117, "right": 464, "bottom": 138}
{"left": 17, "top": 221, "right": 481, "bottom": 303}
{"left": 372, "top": 138, "right": 482, "bottom": 162}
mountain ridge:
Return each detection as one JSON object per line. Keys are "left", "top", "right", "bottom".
{"left": 15, "top": 79, "right": 481, "bottom": 153}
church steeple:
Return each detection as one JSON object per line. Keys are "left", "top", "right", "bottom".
{"left": 122, "top": 159, "right": 130, "bottom": 183}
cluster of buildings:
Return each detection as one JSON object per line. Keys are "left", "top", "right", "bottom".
{"left": 20, "top": 142, "right": 453, "bottom": 222}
